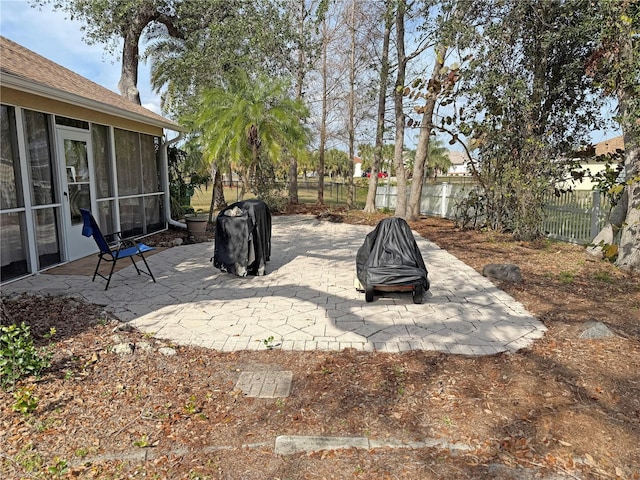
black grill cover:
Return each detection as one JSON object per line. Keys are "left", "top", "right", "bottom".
{"left": 356, "top": 217, "right": 429, "bottom": 290}
{"left": 213, "top": 199, "right": 271, "bottom": 276}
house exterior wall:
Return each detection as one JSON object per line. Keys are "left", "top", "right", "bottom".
{"left": 1, "top": 97, "right": 168, "bottom": 284}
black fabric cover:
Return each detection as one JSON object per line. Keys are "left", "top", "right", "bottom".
{"left": 356, "top": 217, "right": 429, "bottom": 290}
{"left": 213, "top": 199, "right": 271, "bottom": 276}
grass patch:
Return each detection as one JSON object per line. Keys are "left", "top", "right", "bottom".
{"left": 189, "top": 178, "right": 368, "bottom": 213}
{"left": 558, "top": 271, "right": 575, "bottom": 284}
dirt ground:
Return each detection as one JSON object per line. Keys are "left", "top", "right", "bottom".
{"left": 1, "top": 206, "right": 639, "bottom": 480}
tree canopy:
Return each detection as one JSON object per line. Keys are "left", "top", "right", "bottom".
{"left": 30, "top": 0, "right": 640, "bottom": 269}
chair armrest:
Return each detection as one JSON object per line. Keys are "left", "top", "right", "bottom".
{"left": 112, "top": 232, "right": 151, "bottom": 251}
{"left": 103, "top": 231, "right": 136, "bottom": 250}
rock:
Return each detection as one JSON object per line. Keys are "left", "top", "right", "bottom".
{"left": 586, "top": 224, "right": 614, "bottom": 259}
{"left": 579, "top": 321, "right": 614, "bottom": 340}
{"left": 171, "top": 237, "right": 183, "bottom": 247}
{"left": 136, "top": 341, "right": 154, "bottom": 352}
{"left": 482, "top": 264, "right": 523, "bottom": 283}
{"left": 113, "top": 323, "right": 135, "bottom": 333}
{"left": 112, "top": 342, "right": 135, "bottom": 355}
{"left": 158, "top": 347, "right": 177, "bottom": 356}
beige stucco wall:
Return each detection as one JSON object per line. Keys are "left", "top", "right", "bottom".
{"left": 0, "top": 86, "right": 164, "bottom": 136}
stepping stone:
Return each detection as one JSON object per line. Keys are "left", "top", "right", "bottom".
{"left": 274, "top": 435, "right": 474, "bottom": 455}
{"left": 235, "top": 371, "right": 293, "bottom": 398}
{"left": 275, "top": 436, "right": 369, "bottom": 455}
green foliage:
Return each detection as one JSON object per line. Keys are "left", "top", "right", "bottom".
{"left": 590, "top": 150, "right": 626, "bottom": 208}
{"left": 74, "top": 448, "right": 89, "bottom": 458}
{"left": 248, "top": 155, "right": 287, "bottom": 213}
{"left": 47, "top": 457, "right": 68, "bottom": 478}
{"left": 591, "top": 240, "right": 619, "bottom": 262}
{"left": 324, "top": 149, "right": 351, "bottom": 178}
{"left": 189, "top": 69, "right": 309, "bottom": 201}
{"left": 167, "top": 144, "right": 211, "bottom": 219}
{"left": 30, "top": 1, "right": 176, "bottom": 53}
{"left": 585, "top": 0, "right": 640, "bottom": 139}
{"left": 14, "top": 443, "right": 43, "bottom": 473}
{"left": 147, "top": 1, "right": 297, "bottom": 118}
{"left": 458, "top": 0, "right": 605, "bottom": 240}
{"left": 12, "top": 385, "right": 39, "bottom": 415}
{"left": 558, "top": 271, "right": 575, "bottom": 284}
{"left": 133, "top": 434, "right": 151, "bottom": 448}
{"left": 357, "top": 144, "right": 395, "bottom": 176}
{"left": 0, "top": 322, "right": 52, "bottom": 390}
{"left": 592, "top": 270, "right": 615, "bottom": 283}
{"left": 454, "top": 188, "right": 486, "bottom": 230}
{"left": 184, "top": 395, "right": 202, "bottom": 414}
{"left": 423, "top": 138, "right": 452, "bottom": 182}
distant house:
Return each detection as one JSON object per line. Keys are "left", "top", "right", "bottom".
{"left": 353, "top": 156, "right": 363, "bottom": 177}
{"left": 594, "top": 135, "right": 624, "bottom": 156}
{"left": 570, "top": 135, "right": 625, "bottom": 191}
{"left": 446, "top": 150, "right": 471, "bottom": 176}
{"left": 0, "top": 36, "right": 184, "bottom": 284}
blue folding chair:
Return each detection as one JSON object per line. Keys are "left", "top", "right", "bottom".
{"left": 80, "top": 208, "right": 156, "bottom": 290}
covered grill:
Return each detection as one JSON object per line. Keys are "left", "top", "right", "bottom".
{"left": 213, "top": 199, "right": 271, "bottom": 276}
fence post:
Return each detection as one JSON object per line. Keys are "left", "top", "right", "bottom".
{"left": 441, "top": 183, "right": 450, "bottom": 218}
{"left": 590, "top": 190, "right": 601, "bottom": 240}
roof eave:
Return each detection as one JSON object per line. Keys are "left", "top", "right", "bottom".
{"left": 1, "top": 72, "right": 185, "bottom": 132}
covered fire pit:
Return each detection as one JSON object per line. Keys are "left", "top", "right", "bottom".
{"left": 355, "top": 217, "right": 429, "bottom": 304}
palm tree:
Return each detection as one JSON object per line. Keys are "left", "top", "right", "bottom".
{"left": 424, "top": 139, "right": 451, "bottom": 183}
{"left": 191, "top": 70, "right": 310, "bottom": 200}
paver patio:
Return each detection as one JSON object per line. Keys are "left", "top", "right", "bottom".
{"left": 2, "top": 215, "right": 546, "bottom": 356}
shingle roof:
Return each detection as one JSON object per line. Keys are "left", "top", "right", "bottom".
{"left": 595, "top": 135, "right": 624, "bottom": 156}
{"left": 0, "top": 36, "right": 181, "bottom": 131}
{"left": 447, "top": 150, "right": 469, "bottom": 165}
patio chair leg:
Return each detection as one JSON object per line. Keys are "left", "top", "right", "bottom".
{"left": 92, "top": 255, "right": 103, "bottom": 282}
{"left": 129, "top": 256, "right": 142, "bottom": 275}
{"left": 140, "top": 254, "right": 156, "bottom": 283}
{"left": 104, "top": 261, "right": 117, "bottom": 290}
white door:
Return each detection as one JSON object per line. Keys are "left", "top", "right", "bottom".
{"left": 57, "top": 129, "right": 97, "bottom": 260}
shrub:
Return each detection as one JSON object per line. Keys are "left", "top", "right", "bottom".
{"left": 0, "top": 322, "right": 52, "bottom": 390}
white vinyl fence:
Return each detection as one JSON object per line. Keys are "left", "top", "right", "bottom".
{"left": 376, "top": 183, "right": 609, "bottom": 245}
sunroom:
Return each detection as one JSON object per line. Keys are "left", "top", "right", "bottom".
{"left": 0, "top": 36, "right": 184, "bottom": 284}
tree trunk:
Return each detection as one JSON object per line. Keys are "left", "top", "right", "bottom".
{"left": 346, "top": 0, "right": 357, "bottom": 209}
{"left": 288, "top": 0, "right": 308, "bottom": 206}
{"left": 317, "top": 18, "right": 328, "bottom": 206}
{"left": 407, "top": 44, "right": 447, "bottom": 221}
{"left": 210, "top": 163, "right": 227, "bottom": 219}
{"left": 118, "top": 28, "right": 142, "bottom": 104}
{"left": 615, "top": 70, "right": 640, "bottom": 270}
{"left": 115, "top": 5, "right": 182, "bottom": 105}
{"left": 592, "top": 22, "right": 640, "bottom": 271}
{"left": 393, "top": 0, "right": 408, "bottom": 219}
{"left": 363, "top": 2, "right": 392, "bottom": 213}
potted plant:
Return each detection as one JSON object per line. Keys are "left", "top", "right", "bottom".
{"left": 184, "top": 209, "right": 209, "bottom": 235}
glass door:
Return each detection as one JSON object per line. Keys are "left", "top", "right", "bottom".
{"left": 56, "top": 129, "right": 96, "bottom": 260}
